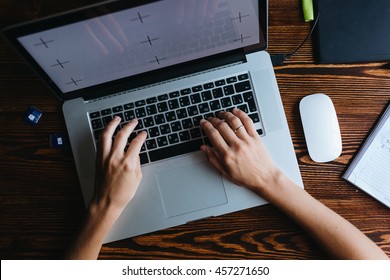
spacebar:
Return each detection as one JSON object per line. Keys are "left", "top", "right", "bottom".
{"left": 149, "top": 139, "right": 204, "bottom": 162}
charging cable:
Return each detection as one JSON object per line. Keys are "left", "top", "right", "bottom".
{"left": 271, "top": 13, "right": 320, "bottom": 66}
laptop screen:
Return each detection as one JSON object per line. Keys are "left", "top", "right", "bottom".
{"left": 6, "top": 0, "right": 265, "bottom": 97}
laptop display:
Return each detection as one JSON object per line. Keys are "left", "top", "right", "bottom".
{"left": 5, "top": 0, "right": 267, "bottom": 100}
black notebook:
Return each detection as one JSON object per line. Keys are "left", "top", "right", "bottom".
{"left": 313, "top": 0, "right": 390, "bottom": 64}
{"left": 343, "top": 102, "right": 390, "bottom": 208}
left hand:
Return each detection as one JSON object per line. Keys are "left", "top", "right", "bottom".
{"left": 92, "top": 116, "right": 147, "bottom": 214}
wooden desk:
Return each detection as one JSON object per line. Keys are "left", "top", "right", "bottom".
{"left": 1, "top": 0, "right": 389, "bottom": 259}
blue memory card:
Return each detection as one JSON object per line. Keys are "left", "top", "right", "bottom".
{"left": 49, "top": 133, "right": 66, "bottom": 148}
{"left": 24, "top": 106, "right": 42, "bottom": 126}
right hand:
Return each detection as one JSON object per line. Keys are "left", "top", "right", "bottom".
{"left": 200, "top": 108, "right": 282, "bottom": 196}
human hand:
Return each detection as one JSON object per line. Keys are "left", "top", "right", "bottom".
{"left": 91, "top": 117, "right": 147, "bottom": 215}
{"left": 200, "top": 108, "right": 282, "bottom": 196}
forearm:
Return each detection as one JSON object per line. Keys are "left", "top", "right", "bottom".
{"left": 260, "top": 173, "right": 388, "bottom": 260}
{"left": 199, "top": 109, "right": 388, "bottom": 259}
{"left": 66, "top": 203, "right": 121, "bottom": 259}
{"left": 66, "top": 118, "right": 145, "bottom": 259}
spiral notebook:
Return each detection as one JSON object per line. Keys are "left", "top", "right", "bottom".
{"left": 343, "top": 103, "right": 390, "bottom": 208}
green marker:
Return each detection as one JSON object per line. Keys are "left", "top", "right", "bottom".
{"left": 302, "top": 0, "right": 314, "bottom": 22}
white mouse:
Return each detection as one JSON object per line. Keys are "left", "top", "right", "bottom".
{"left": 299, "top": 93, "right": 342, "bottom": 162}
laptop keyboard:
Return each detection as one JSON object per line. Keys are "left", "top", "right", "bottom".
{"left": 89, "top": 72, "right": 264, "bottom": 165}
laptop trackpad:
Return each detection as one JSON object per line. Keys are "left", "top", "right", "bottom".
{"left": 156, "top": 162, "right": 228, "bottom": 218}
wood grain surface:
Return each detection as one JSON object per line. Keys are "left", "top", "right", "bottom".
{"left": 0, "top": 0, "right": 389, "bottom": 259}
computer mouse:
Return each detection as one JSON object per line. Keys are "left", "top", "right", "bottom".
{"left": 299, "top": 93, "right": 342, "bottom": 162}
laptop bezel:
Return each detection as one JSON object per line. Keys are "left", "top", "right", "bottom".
{"left": 2, "top": 0, "right": 268, "bottom": 101}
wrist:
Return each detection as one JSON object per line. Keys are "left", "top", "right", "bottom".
{"left": 252, "top": 168, "right": 291, "bottom": 201}
{"left": 88, "top": 197, "right": 123, "bottom": 225}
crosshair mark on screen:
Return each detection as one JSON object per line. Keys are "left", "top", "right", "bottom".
{"left": 149, "top": 56, "right": 166, "bottom": 65}
{"left": 66, "top": 78, "right": 83, "bottom": 86}
{"left": 131, "top": 12, "right": 151, "bottom": 24}
{"left": 231, "top": 12, "right": 250, "bottom": 23}
{"left": 234, "top": 34, "right": 251, "bottom": 43}
{"left": 140, "top": 36, "right": 160, "bottom": 46}
{"left": 51, "top": 59, "right": 70, "bottom": 69}
{"left": 34, "top": 37, "right": 54, "bottom": 48}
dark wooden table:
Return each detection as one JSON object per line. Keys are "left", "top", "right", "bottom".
{"left": 1, "top": 0, "right": 389, "bottom": 260}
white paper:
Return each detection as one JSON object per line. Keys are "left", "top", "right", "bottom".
{"left": 345, "top": 106, "right": 390, "bottom": 207}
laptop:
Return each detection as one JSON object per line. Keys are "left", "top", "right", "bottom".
{"left": 3, "top": 0, "right": 303, "bottom": 243}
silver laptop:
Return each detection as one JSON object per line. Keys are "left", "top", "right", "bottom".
{"left": 3, "top": 0, "right": 303, "bottom": 243}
